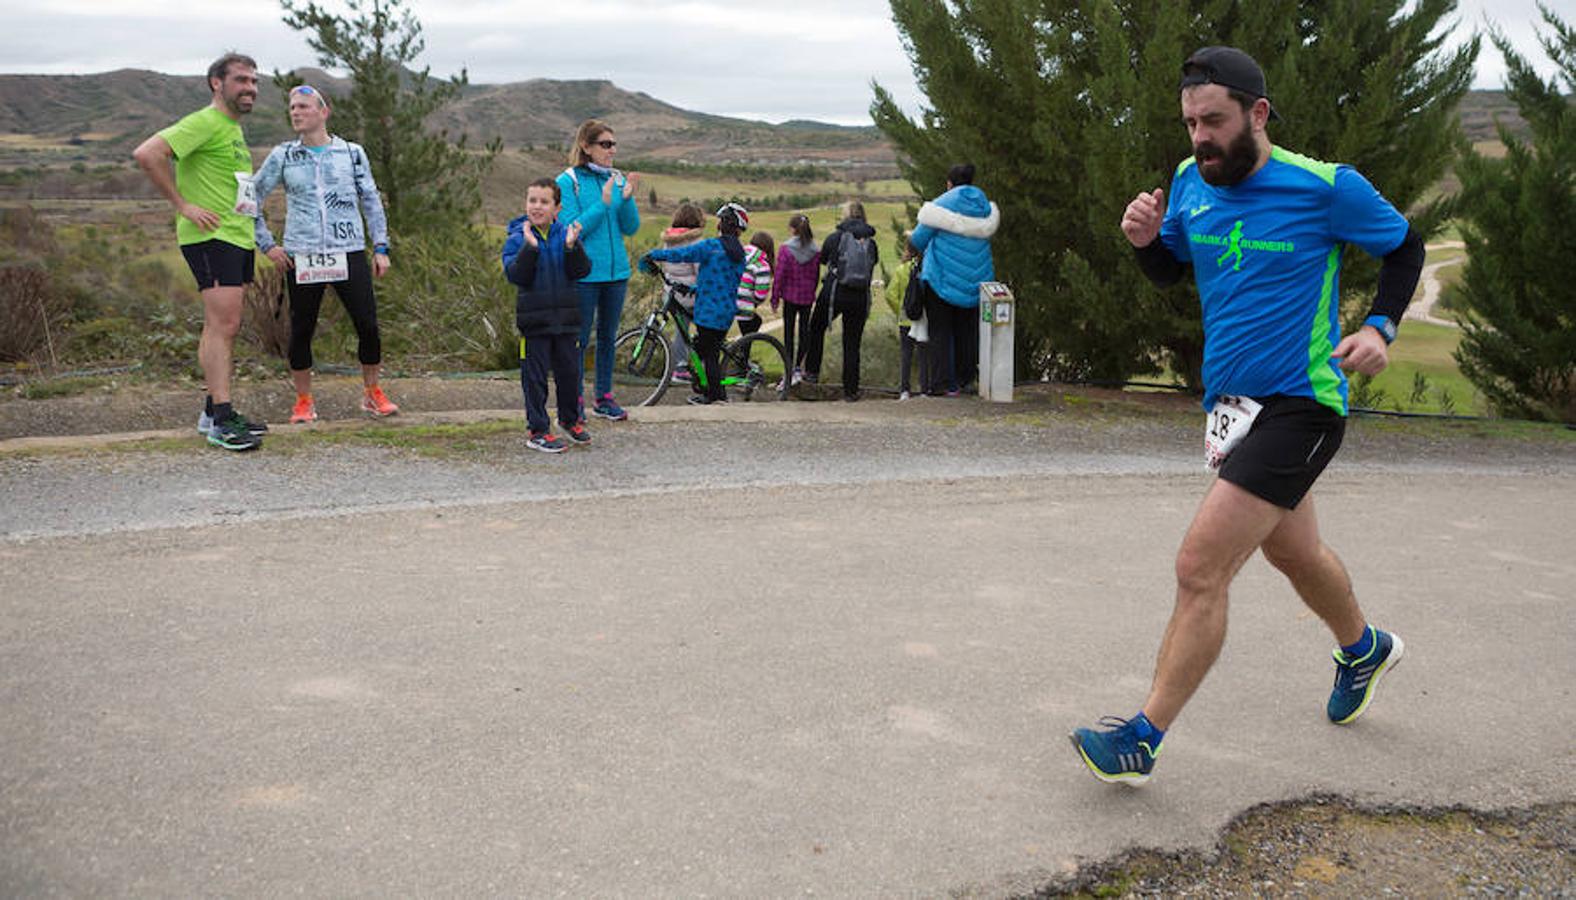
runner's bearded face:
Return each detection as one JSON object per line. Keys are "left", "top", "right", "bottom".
{"left": 216, "top": 65, "right": 258, "bottom": 118}
{"left": 1183, "top": 85, "right": 1258, "bottom": 186}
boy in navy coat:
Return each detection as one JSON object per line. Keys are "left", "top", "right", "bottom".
{"left": 503, "top": 178, "right": 591, "bottom": 452}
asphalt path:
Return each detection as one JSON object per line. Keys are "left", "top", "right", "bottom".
{"left": 3, "top": 402, "right": 1573, "bottom": 896}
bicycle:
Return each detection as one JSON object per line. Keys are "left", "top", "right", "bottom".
{"left": 597, "top": 265, "right": 791, "bottom": 406}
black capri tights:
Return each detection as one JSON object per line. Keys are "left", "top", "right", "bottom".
{"left": 287, "top": 249, "right": 381, "bottom": 371}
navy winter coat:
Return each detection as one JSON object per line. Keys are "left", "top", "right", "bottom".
{"left": 503, "top": 216, "right": 590, "bottom": 338}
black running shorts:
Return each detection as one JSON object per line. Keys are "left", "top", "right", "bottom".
{"left": 181, "top": 239, "right": 255, "bottom": 290}
{"left": 1217, "top": 394, "right": 1345, "bottom": 509}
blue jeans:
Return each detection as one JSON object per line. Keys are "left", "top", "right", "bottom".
{"left": 576, "top": 280, "right": 628, "bottom": 400}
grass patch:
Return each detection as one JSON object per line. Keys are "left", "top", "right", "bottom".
{"left": 285, "top": 419, "right": 522, "bottom": 457}
{"left": 1357, "top": 321, "right": 1483, "bottom": 415}
{"left": 1353, "top": 413, "right": 1575, "bottom": 443}
{"left": 16, "top": 376, "right": 115, "bottom": 400}
{"left": 106, "top": 435, "right": 201, "bottom": 454}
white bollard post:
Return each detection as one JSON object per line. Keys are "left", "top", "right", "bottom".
{"left": 977, "top": 282, "right": 1015, "bottom": 402}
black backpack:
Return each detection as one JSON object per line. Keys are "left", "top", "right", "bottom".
{"left": 901, "top": 262, "right": 925, "bottom": 320}
{"left": 835, "top": 230, "right": 875, "bottom": 289}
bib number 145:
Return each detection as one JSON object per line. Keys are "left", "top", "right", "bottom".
{"left": 1204, "top": 395, "right": 1263, "bottom": 469}
{"left": 293, "top": 252, "right": 348, "bottom": 284}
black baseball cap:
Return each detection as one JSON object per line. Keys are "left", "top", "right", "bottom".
{"left": 1180, "top": 46, "right": 1281, "bottom": 121}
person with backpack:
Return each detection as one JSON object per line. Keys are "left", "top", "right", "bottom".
{"left": 910, "top": 164, "right": 1000, "bottom": 396}
{"left": 804, "top": 201, "right": 878, "bottom": 401}
{"left": 885, "top": 235, "right": 930, "bottom": 400}
{"left": 771, "top": 214, "right": 819, "bottom": 386}
{"left": 556, "top": 119, "right": 641, "bottom": 422}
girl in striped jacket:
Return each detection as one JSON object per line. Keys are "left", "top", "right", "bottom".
{"left": 735, "top": 231, "right": 775, "bottom": 336}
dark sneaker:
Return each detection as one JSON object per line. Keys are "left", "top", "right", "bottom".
{"left": 686, "top": 394, "right": 712, "bottom": 406}
{"left": 198, "top": 410, "right": 268, "bottom": 436}
{"left": 1070, "top": 716, "right": 1160, "bottom": 785}
{"left": 525, "top": 432, "right": 567, "bottom": 453}
{"left": 564, "top": 423, "right": 591, "bottom": 446}
{"left": 206, "top": 414, "right": 262, "bottom": 452}
{"left": 1328, "top": 628, "right": 1404, "bottom": 724}
{"left": 591, "top": 394, "right": 628, "bottom": 421}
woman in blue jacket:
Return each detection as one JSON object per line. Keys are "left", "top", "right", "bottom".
{"left": 910, "top": 163, "right": 1000, "bottom": 395}
{"left": 556, "top": 119, "right": 642, "bottom": 422}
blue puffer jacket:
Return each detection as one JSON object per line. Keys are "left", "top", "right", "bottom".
{"left": 555, "top": 166, "right": 641, "bottom": 283}
{"left": 644, "top": 236, "right": 746, "bottom": 332}
{"left": 502, "top": 216, "right": 590, "bottom": 337}
{"left": 909, "top": 184, "right": 1000, "bottom": 308}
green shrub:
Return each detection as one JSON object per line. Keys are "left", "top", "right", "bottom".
{"left": 378, "top": 228, "right": 517, "bottom": 370}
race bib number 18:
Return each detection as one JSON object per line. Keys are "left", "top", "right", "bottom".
{"left": 1204, "top": 395, "right": 1263, "bottom": 469}
{"left": 294, "top": 252, "right": 348, "bottom": 284}
{"left": 233, "top": 172, "right": 257, "bottom": 218}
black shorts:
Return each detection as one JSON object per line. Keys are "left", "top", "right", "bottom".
{"left": 1217, "top": 394, "right": 1345, "bottom": 509}
{"left": 181, "top": 239, "right": 254, "bottom": 290}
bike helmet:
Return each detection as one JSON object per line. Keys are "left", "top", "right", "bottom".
{"left": 715, "top": 202, "right": 749, "bottom": 230}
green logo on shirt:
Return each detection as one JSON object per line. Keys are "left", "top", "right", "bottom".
{"left": 1190, "top": 220, "right": 1295, "bottom": 271}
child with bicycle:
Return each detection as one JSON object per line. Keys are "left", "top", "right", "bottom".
{"left": 641, "top": 202, "right": 749, "bottom": 405}
{"left": 503, "top": 177, "right": 591, "bottom": 452}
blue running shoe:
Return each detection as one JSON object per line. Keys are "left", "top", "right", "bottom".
{"left": 592, "top": 393, "right": 628, "bottom": 421}
{"left": 1327, "top": 627, "right": 1404, "bottom": 724}
{"left": 1069, "top": 716, "right": 1160, "bottom": 785}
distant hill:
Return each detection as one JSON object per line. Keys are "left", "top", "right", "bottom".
{"left": 0, "top": 68, "right": 299, "bottom": 147}
{"left": 1456, "top": 90, "right": 1531, "bottom": 143}
{"left": 0, "top": 68, "right": 891, "bottom": 172}
{"left": 0, "top": 66, "right": 1537, "bottom": 176}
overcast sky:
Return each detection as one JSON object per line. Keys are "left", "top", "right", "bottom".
{"left": 0, "top": 0, "right": 1561, "bottom": 126}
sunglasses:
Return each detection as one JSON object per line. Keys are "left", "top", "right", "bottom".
{"left": 592, "top": 139, "right": 617, "bottom": 149}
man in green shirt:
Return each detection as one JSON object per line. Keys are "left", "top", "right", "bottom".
{"left": 133, "top": 52, "right": 266, "bottom": 451}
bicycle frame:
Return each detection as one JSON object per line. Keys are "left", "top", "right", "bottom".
{"left": 633, "top": 270, "right": 755, "bottom": 391}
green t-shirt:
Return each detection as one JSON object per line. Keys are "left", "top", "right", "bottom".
{"left": 157, "top": 106, "right": 255, "bottom": 249}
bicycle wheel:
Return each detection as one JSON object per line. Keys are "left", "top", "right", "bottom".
{"left": 721, "top": 332, "right": 790, "bottom": 402}
{"left": 606, "top": 326, "right": 673, "bottom": 406}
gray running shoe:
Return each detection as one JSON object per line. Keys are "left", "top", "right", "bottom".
{"left": 206, "top": 414, "right": 263, "bottom": 451}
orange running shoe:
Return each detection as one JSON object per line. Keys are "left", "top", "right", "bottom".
{"left": 361, "top": 385, "right": 399, "bottom": 417}
{"left": 289, "top": 394, "right": 317, "bottom": 424}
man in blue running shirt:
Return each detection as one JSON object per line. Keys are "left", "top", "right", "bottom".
{"left": 1070, "top": 47, "right": 1426, "bottom": 785}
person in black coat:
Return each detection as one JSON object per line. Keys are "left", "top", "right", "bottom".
{"left": 503, "top": 178, "right": 591, "bottom": 451}
{"left": 804, "top": 201, "right": 879, "bottom": 400}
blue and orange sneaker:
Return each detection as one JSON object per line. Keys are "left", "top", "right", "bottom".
{"left": 525, "top": 431, "right": 567, "bottom": 454}
{"left": 1070, "top": 716, "right": 1160, "bottom": 785}
{"left": 1327, "top": 627, "right": 1404, "bottom": 724}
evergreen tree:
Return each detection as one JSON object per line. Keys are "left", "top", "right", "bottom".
{"left": 278, "top": 0, "right": 500, "bottom": 238}
{"left": 873, "top": 0, "right": 1475, "bottom": 385}
{"left": 1450, "top": 5, "right": 1576, "bottom": 422}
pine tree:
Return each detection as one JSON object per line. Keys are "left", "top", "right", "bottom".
{"left": 1450, "top": 5, "right": 1576, "bottom": 422}
{"left": 872, "top": 0, "right": 1476, "bottom": 385}
{"left": 278, "top": 0, "right": 500, "bottom": 238}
